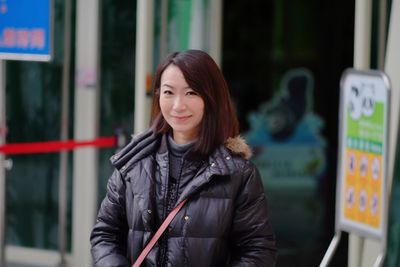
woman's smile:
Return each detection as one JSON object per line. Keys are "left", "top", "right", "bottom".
{"left": 171, "top": 115, "right": 192, "bottom": 122}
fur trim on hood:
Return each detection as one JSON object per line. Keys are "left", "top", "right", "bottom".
{"left": 225, "top": 135, "right": 253, "bottom": 160}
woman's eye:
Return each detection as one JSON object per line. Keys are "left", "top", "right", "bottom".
{"left": 186, "top": 90, "right": 198, "bottom": 96}
{"left": 162, "top": 90, "right": 173, "bottom": 95}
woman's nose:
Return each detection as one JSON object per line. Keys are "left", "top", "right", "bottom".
{"left": 173, "top": 96, "right": 186, "bottom": 110}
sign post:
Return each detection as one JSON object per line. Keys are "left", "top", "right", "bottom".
{"left": 320, "top": 68, "right": 391, "bottom": 267}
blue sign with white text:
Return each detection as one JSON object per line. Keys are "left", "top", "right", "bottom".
{"left": 0, "top": 0, "right": 52, "bottom": 61}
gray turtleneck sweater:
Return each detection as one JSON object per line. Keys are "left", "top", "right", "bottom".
{"left": 159, "top": 135, "right": 195, "bottom": 266}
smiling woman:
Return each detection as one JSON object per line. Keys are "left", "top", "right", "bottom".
{"left": 90, "top": 49, "right": 277, "bottom": 267}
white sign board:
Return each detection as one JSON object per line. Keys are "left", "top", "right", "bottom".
{"left": 337, "top": 68, "right": 390, "bottom": 239}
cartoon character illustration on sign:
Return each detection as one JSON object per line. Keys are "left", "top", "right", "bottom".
{"left": 349, "top": 85, "right": 363, "bottom": 120}
{"left": 348, "top": 83, "right": 375, "bottom": 120}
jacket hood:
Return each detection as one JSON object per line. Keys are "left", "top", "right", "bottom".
{"left": 225, "top": 135, "right": 253, "bottom": 160}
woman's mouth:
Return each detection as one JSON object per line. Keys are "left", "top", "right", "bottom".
{"left": 172, "top": 115, "right": 191, "bottom": 122}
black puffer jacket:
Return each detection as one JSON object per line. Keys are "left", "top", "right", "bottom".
{"left": 90, "top": 129, "right": 277, "bottom": 267}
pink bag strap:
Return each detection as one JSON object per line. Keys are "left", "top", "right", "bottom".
{"left": 132, "top": 198, "right": 188, "bottom": 267}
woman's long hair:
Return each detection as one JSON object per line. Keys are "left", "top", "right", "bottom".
{"left": 150, "top": 49, "right": 239, "bottom": 155}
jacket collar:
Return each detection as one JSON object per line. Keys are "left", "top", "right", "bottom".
{"left": 110, "top": 129, "right": 160, "bottom": 172}
{"left": 111, "top": 128, "right": 253, "bottom": 175}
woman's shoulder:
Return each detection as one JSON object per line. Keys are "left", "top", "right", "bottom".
{"left": 224, "top": 135, "right": 253, "bottom": 160}
{"left": 110, "top": 128, "right": 161, "bottom": 171}
{"left": 207, "top": 135, "right": 255, "bottom": 174}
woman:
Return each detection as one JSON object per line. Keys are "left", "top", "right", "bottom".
{"left": 90, "top": 49, "right": 277, "bottom": 266}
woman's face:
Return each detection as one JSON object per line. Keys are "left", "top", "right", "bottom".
{"left": 159, "top": 64, "right": 205, "bottom": 144}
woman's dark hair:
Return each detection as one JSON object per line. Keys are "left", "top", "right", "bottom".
{"left": 150, "top": 49, "right": 239, "bottom": 155}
